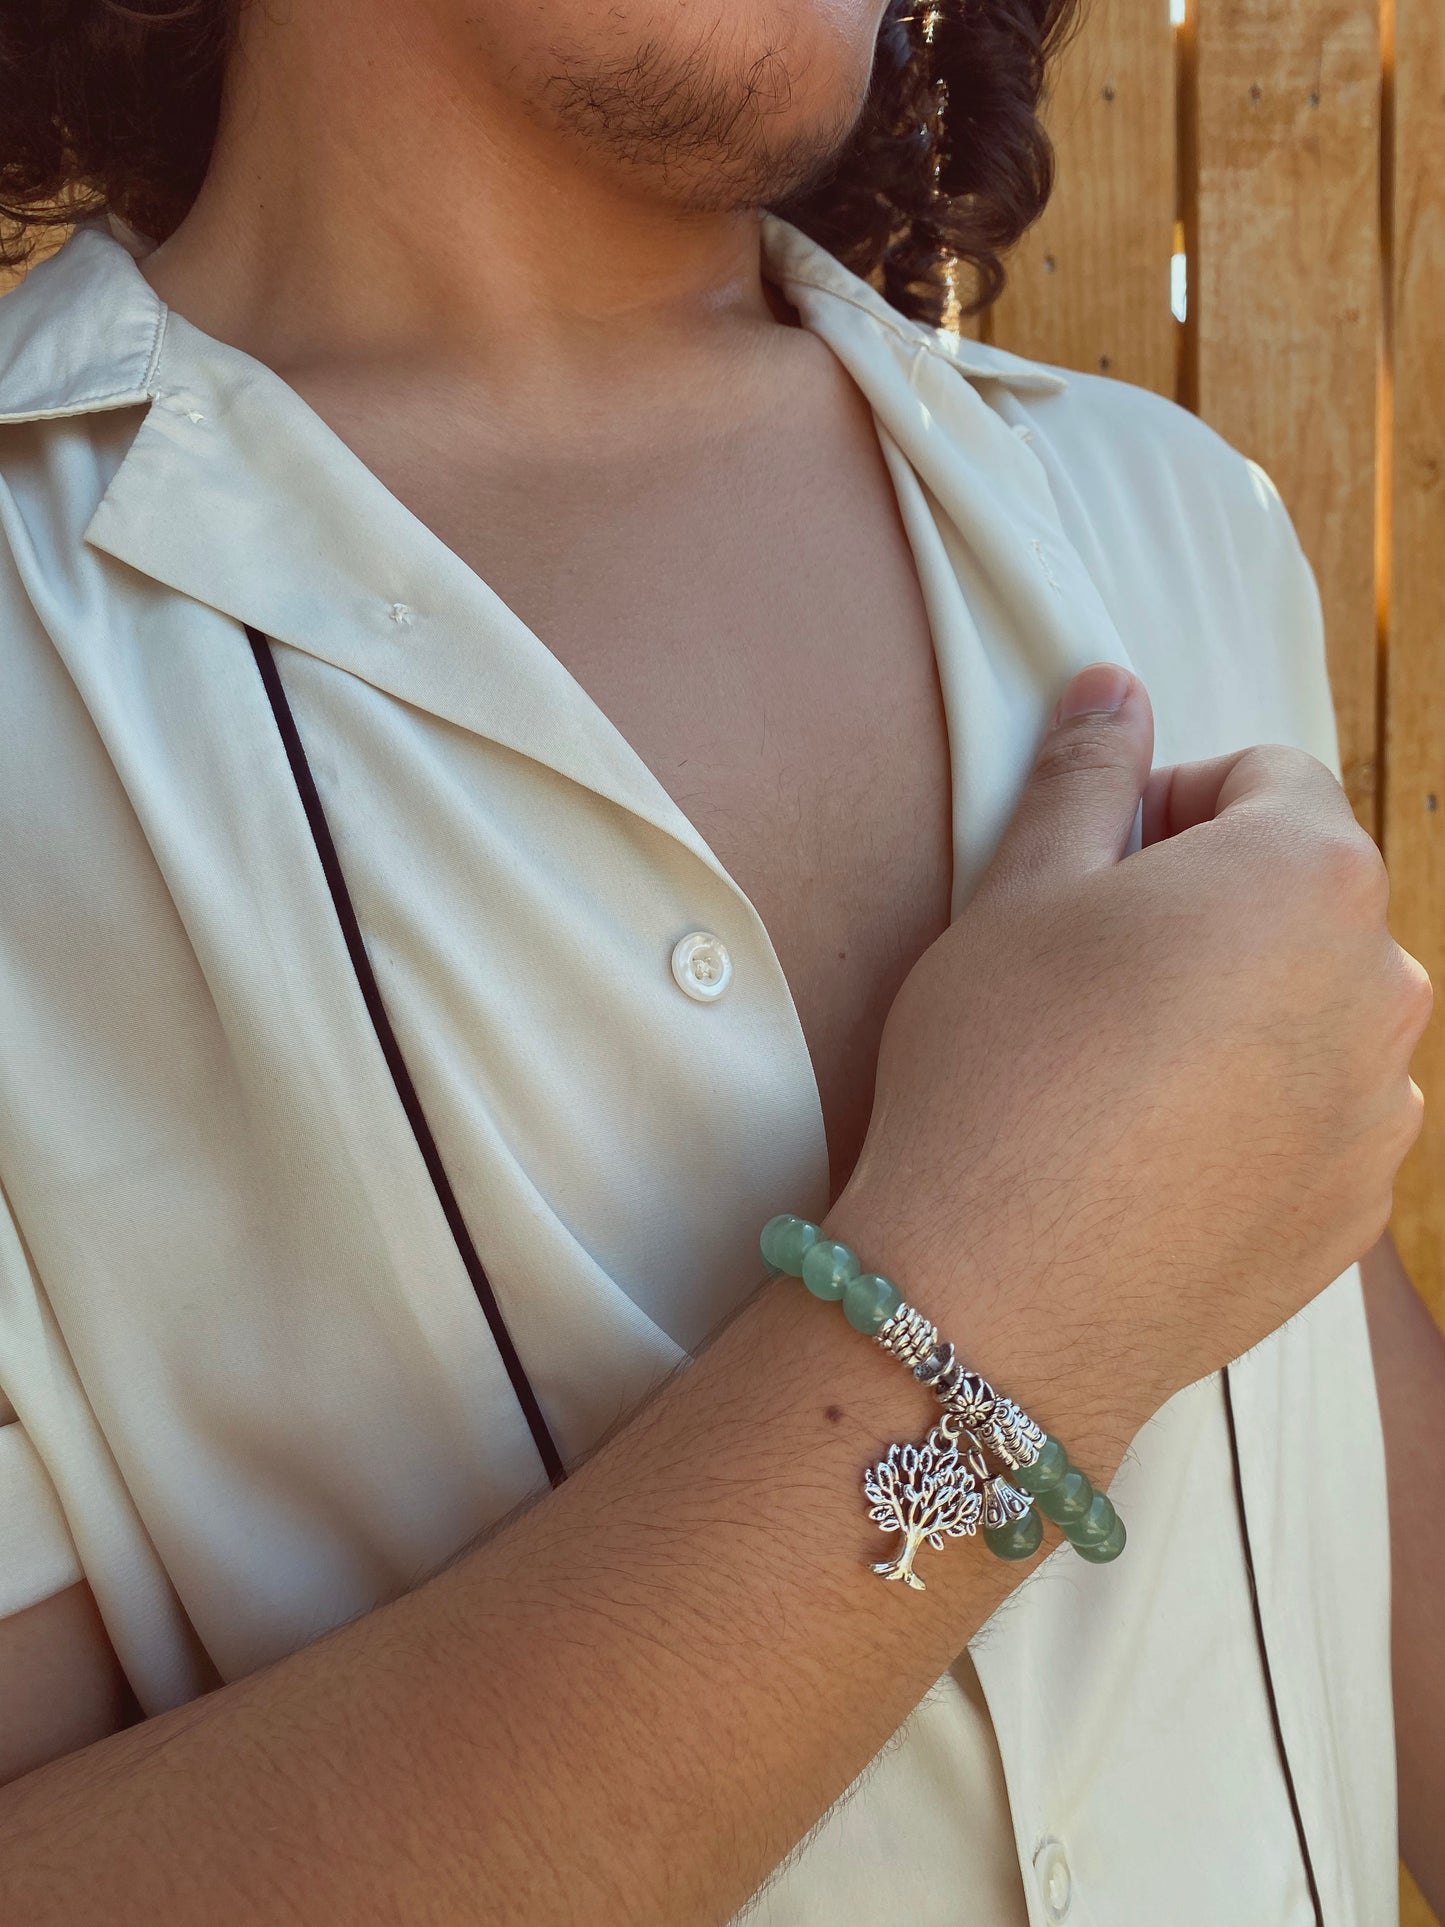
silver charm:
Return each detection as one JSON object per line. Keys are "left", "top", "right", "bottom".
{"left": 930, "top": 1368, "right": 1045, "bottom": 1472}
{"left": 864, "top": 1293, "right": 1052, "bottom": 1586}
{"left": 863, "top": 1424, "right": 983, "bottom": 1591}
{"left": 974, "top": 1394, "right": 1046, "bottom": 1472}
{"left": 982, "top": 1476, "right": 1032, "bottom": 1532}
{"left": 931, "top": 1361, "right": 993, "bottom": 1423}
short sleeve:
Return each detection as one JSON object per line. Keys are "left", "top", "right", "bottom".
{"left": 1244, "top": 457, "right": 1345, "bottom": 789}
{"left": 0, "top": 1189, "right": 84, "bottom": 1619}
{"left": 0, "top": 1401, "right": 83, "bottom": 1618}
{"left": 0, "top": 1177, "right": 210, "bottom": 1709}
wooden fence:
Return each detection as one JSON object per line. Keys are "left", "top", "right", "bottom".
{"left": 975, "top": 1, "right": 1440, "bottom": 1916}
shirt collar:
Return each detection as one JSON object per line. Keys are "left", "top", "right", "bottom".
{"left": 0, "top": 217, "right": 166, "bottom": 424}
{"left": 758, "top": 213, "right": 1069, "bottom": 396}
{"left": 0, "top": 211, "right": 1079, "bottom": 887}
{"left": 0, "top": 210, "right": 1066, "bottom": 428}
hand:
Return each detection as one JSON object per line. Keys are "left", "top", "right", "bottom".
{"left": 827, "top": 663, "right": 1432, "bottom": 1433}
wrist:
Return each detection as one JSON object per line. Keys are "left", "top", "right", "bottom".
{"left": 768, "top": 1201, "right": 1135, "bottom": 1578}
{"left": 819, "top": 1184, "right": 1150, "bottom": 1491}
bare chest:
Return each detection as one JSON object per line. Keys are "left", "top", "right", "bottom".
{"left": 310, "top": 370, "right": 953, "bottom": 1196}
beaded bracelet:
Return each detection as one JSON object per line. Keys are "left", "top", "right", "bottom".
{"left": 760, "top": 1214, "right": 1126, "bottom": 1591}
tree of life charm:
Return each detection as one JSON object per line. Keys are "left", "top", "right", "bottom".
{"left": 863, "top": 1424, "right": 984, "bottom": 1590}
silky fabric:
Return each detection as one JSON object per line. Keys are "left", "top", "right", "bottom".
{"left": 0, "top": 214, "right": 1393, "bottom": 1925}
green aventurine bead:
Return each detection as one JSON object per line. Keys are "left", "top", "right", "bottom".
{"left": 801, "top": 1239, "right": 860, "bottom": 1302}
{"left": 1014, "top": 1435, "right": 1068, "bottom": 1496}
{"left": 985, "top": 1507, "right": 1044, "bottom": 1562}
{"left": 759, "top": 1215, "right": 793, "bottom": 1272}
{"left": 1035, "top": 1468, "right": 1094, "bottom": 1526}
{"left": 843, "top": 1271, "right": 904, "bottom": 1335}
{"left": 1072, "top": 1515, "right": 1128, "bottom": 1563}
{"left": 760, "top": 1215, "right": 820, "bottom": 1277}
{"left": 1064, "top": 1491, "right": 1117, "bottom": 1548}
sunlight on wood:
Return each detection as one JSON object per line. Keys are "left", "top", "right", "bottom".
{"left": 1402, "top": 1861, "right": 1440, "bottom": 1927}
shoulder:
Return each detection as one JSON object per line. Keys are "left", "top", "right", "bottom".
{"left": 932, "top": 330, "right": 1309, "bottom": 572}
{"left": 1051, "top": 378, "right": 1339, "bottom": 778}
{"left": 927, "top": 346, "right": 1340, "bottom": 777}
{"left": 1020, "top": 357, "right": 1293, "bottom": 530}
{"left": 772, "top": 220, "right": 1339, "bottom": 768}
{"left": 811, "top": 241, "right": 1315, "bottom": 607}
{"left": 975, "top": 352, "right": 1321, "bottom": 634}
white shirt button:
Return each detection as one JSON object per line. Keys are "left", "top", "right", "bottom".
{"left": 1012, "top": 420, "right": 1036, "bottom": 442}
{"left": 1033, "top": 1840, "right": 1072, "bottom": 1924}
{"left": 670, "top": 931, "right": 733, "bottom": 1002}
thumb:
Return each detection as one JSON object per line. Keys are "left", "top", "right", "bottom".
{"left": 986, "top": 662, "right": 1154, "bottom": 891}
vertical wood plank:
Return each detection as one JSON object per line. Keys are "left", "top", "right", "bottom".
{"left": 1192, "top": 0, "right": 1382, "bottom": 828}
{"left": 990, "top": 0, "right": 1177, "bottom": 395}
{"left": 1402, "top": 1863, "right": 1441, "bottom": 1927}
{"left": 1384, "top": 0, "right": 1445, "bottom": 1323}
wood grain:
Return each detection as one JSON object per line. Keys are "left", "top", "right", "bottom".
{"left": 1192, "top": 0, "right": 1383, "bottom": 829}
{"left": 1403, "top": 1860, "right": 1440, "bottom": 1927}
{"left": 1384, "top": 0, "right": 1445, "bottom": 1341}
{"left": 989, "top": 0, "right": 1177, "bottom": 395}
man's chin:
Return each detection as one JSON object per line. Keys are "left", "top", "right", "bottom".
{"left": 542, "top": 39, "right": 871, "bottom": 217}
{"left": 659, "top": 143, "right": 844, "bottom": 217}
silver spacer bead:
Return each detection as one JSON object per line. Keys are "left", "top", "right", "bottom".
{"left": 914, "top": 1340, "right": 966, "bottom": 1401}
{"left": 875, "top": 1303, "right": 939, "bottom": 1372}
{"left": 992, "top": 1398, "right": 1047, "bottom": 1470}
{"left": 877, "top": 1307, "right": 1047, "bottom": 1475}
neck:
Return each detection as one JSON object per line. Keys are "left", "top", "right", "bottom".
{"left": 139, "top": 1, "right": 788, "bottom": 387}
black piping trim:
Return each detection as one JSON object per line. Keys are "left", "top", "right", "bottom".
{"left": 246, "top": 624, "right": 569, "bottom": 1491}
{"left": 1222, "top": 1364, "right": 1323, "bottom": 1926}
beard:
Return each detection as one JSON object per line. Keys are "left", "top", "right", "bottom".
{"left": 540, "top": 18, "right": 874, "bottom": 212}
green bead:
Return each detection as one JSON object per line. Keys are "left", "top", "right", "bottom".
{"left": 760, "top": 1214, "right": 820, "bottom": 1277}
{"left": 1014, "top": 1435, "right": 1068, "bottom": 1496}
{"left": 801, "top": 1239, "right": 860, "bottom": 1302}
{"left": 842, "top": 1271, "right": 904, "bottom": 1335}
{"left": 985, "top": 1507, "right": 1045, "bottom": 1562}
{"left": 1063, "top": 1492, "right": 1116, "bottom": 1548}
{"left": 1035, "top": 1468, "right": 1094, "bottom": 1526}
{"left": 1072, "top": 1514, "right": 1127, "bottom": 1563}
{"left": 760, "top": 1215, "right": 794, "bottom": 1270}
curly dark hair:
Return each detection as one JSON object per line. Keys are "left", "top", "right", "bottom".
{"left": 0, "top": 0, "right": 1078, "bottom": 325}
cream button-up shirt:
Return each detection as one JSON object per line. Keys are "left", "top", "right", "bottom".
{"left": 0, "top": 214, "right": 1393, "bottom": 1926}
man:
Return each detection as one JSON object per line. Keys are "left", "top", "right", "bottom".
{"left": 0, "top": 0, "right": 1438, "bottom": 1920}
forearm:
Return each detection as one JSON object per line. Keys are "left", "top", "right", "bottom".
{"left": 0, "top": 1212, "right": 1140, "bottom": 1927}
{"left": 1359, "top": 1229, "right": 1445, "bottom": 1916}
{"left": 0, "top": 1583, "right": 135, "bottom": 1785}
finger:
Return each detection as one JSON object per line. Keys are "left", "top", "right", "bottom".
{"left": 1140, "top": 745, "right": 1356, "bottom": 846}
{"left": 984, "top": 663, "right": 1155, "bottom": 890}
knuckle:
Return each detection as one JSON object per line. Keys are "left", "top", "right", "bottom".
{"left": 1243, "top": 742, "right": 1338, "bottom": 797}
{"left": 1247, "top": 741, "right": 1315, "bottom": 780}
{"left": 1396, "top": 950, "right": 1435, "bottom": 1029}
{"left": 1035, "top": 726, "right": 1126, "bottom": 784}
{"left": 1304, "top": 826, "right": 1389, "bottom": 912}
{"left": 1381, "top": 1081, "right": 1426, "bottom": 1163}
